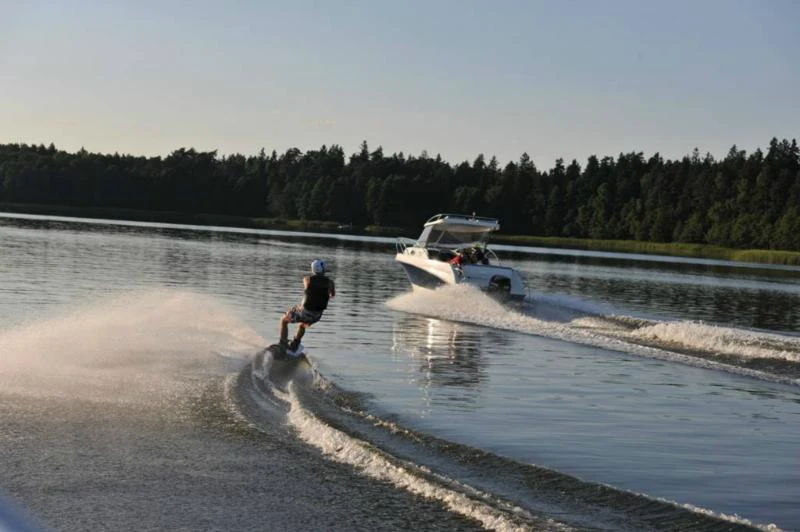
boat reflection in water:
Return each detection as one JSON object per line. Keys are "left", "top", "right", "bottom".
{"left": 391, "top": 314, "right": 510, "bottom": 412}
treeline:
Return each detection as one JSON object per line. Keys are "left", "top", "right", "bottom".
{"left": 1, "top": 138, "right": 798, "bottom": 250}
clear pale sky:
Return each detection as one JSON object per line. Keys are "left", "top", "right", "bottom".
{"left": 2, "top": 0, "right": 798, "bottom": 167}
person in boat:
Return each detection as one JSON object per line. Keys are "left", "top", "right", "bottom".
{"left": 280, "top": 259, "right": 336, "bottom": 353}
{"left": 469, "top": 243, "right": 489, "bottom": 265}
{"left": 448, "top": 249, "right": 466, "bottom": 266}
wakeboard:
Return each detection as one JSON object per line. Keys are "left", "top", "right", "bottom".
{"left": 268, "top": 342, "right": 305, "bottom": 359}
{"left": 263, "top": 343, "right": 308, "bottom": 389}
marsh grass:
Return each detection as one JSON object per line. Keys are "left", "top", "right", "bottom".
{"left": 493, "top": 235, "right": 800, "bottom": 266}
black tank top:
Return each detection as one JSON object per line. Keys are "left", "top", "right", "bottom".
{"left": 302, "top": 275, "right": 330, "bottom": 311}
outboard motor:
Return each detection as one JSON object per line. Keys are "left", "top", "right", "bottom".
{"left": 487, "top": 275, "right": 512, "bottom": 298}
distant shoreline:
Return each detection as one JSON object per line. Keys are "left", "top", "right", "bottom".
{"left": 2, "top": 202, "right": 799, "bottom": 266}
{"left": 490, "top": 234, "right": 800, "bottom": 266}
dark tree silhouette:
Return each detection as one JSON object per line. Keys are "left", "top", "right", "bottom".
{"left": 0, "top": 137, "right": 798, "bottom": 250}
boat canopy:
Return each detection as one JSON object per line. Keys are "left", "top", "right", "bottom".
{"left": 417, "top": 213, "right": 499, "bottom": 248}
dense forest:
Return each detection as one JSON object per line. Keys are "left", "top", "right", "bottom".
{"left": 1, "top": 138, "right": 798, "bottom": 250}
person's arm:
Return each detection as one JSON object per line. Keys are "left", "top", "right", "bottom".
{"left": 329, "top": 279, "right": 336, "bottom": 297}
{"left": 303, "top": 275, "right": 310, "bottom": 289}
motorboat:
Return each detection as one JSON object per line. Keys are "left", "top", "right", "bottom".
{"left": 395, "top": 213, "right": 527, "bottom": 301}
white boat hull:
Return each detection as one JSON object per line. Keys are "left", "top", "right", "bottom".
{"left": 395, "top": 251, "right": 526, "bottom": 301}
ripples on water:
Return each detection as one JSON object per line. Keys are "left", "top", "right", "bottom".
{"left": 1, "top": 214, "right": 799, "bottom": 531}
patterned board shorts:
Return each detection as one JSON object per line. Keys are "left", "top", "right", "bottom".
{"left": 284, "top": 305, "right": 323, "bottom": 325}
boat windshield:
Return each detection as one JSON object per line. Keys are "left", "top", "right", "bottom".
{"left": 419, "top": 228, "right": 490, "bottom": 247}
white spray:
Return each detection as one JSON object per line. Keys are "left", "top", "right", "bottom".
{"left": 0, "top": 289, "right": 264, "bottom": 404}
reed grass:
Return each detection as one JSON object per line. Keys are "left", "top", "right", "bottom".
{"left": 493, "top": 235, "right": 800, "bottom": 266}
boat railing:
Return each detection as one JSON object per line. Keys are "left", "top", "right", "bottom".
{"left": 396, "top": 237, "right": 418, "bottom": 254}
{"left": 484, "top": 248, "right": 501, "bottom": 265}
{"left": 396, "top": 236, "right": 503, "bottom": 266}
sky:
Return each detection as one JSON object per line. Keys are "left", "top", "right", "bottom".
{"left": 1, "top": 0, "right": 798, "bottom": 168}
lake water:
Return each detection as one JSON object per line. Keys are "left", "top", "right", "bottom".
{"left": 1, "top": 213, "right": 799, "bottom": 531}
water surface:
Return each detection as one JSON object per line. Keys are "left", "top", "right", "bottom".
{"left": 1, "top": 213, "right": 798, "bottom": 531}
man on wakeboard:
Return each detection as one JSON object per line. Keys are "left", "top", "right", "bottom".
{"left": 279, "top": 259, "right": 336, "bottom": 354}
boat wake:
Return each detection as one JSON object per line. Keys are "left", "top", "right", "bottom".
{"left": 385, "top": 285, "right": 800, "bottom": 385}
{"left": 232, "top": 346, "right": 775, "bottom": 532}
{"left": 1, "top": 288, "right": 782, "bottom": 530}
